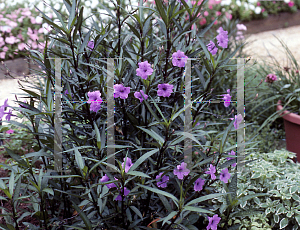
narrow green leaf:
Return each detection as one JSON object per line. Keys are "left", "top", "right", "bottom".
{"left": 137, "top": 184, "right": 179, "bottom": 207}
{"left": 185, "top": 193, "right": 230, "bottom": 206}
{"left": 129, "top": 149, "right": 158, "bottom": 172}
{"left": 183, "top": 206, "right": 214, "bottom": 215}
{"left": 75, "top": 148, "right": 85, "bottom": 170}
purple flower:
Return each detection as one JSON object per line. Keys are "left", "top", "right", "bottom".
{"left": 221, "top": 89, "right": 231, "bottom": 107}
{"left": 207, "top": 41, "right": 218, "bottom": 55}
{"left": 173, "top": 162, "right": 190, "bottom": 180}
{"left": 87, "top": 90, "right": 103, "bottom": 112}
{"left": 115, "top": 187, "right": 130, "bottom": 201}
{"left": 114, "top": 84, "right": 130, "bottom": 99}
{"left": 3, "top": 98, "right": 9, "bottom": 109}
{"left": 136, "top": 61, "right": 153, "bottom": 80}
{"left": 219, "top": 168, "right": 231, "bottom": 183}
{"left": 157, "top": 83, "right": 173, "bottom": 97}
{"left": 122, "top": 157, "right": 133, "bottom": 173}
{"left": 65, "top": 89, "right": 73, "bottom": 97}
{"left": 5, "top": 109, "right": 13, "bottom": 121}
{"left": 205, "top": 164, "right": 216, "bottom": 180}
{"left": 226, "top": 150, "right": 236, "bottom": 167}
{"left": 87, "top": 40, "right": 94, "bottom": 51}
{"left": 216, "top": 27, "right": 229, "bottom": 49}
{"left": 194, "top": 178, "right": 205, "bottom": 192}
{"left": 172, "top": 50, "right": 188, "bottom": 67}
{"left": 134, "top": 90, "right": 148, "bottom": 102}
{"left": 156, "top": 172, "right": 169, "bottom": 188}
{"left": 207, "top": 214, "right": 221, "bottom": 230}
{"left": 6, "top": 129, "right": 14, "bottom": 134}
{"left": 233, "top": 114, "right": 243, "bottom": 130}
{"left": 100, "top": 174, "right": 117, "bottom": 189}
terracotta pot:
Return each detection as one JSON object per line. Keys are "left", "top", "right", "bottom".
{"left": 276, "top": 100, "right": 300, "bottom": 163}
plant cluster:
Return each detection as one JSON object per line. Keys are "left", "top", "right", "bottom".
{"left": 212, "top": 149, "right": 300, "bottom": 229}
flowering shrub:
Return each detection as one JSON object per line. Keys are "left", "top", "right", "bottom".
{"left": 0, "top": 0, "right": 266, "bottom": 229}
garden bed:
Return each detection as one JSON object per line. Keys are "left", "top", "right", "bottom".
{"left": 242, "top": 9, "right": 300, "bottom": 34}
{"left": 0, "top": 58, "right": 40, "bottom": 80}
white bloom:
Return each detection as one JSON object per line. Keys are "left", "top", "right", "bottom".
{"left": 220, "top": 0, "right": 231, "bottom": 6}
{"left": 85, "top": 1, "right": 91, "bottom": 7}
{"left": 236, "top": 0, "right": 241, "bottom": 6}
{"left": 249, "top": 4, "right": 255, "bottom": 10}
{"left": 248, "top": 0, "right": 257, "bottom": 3}
{"left": 254, "top": 6, "right": 261, "bottom": 14}
{"left": 91, "top": 0, "right": 99, "bottom": 6}
{"left": 284, "top": 0, "right": 290, "bottom": 3}
{"left": 35, "top": 16, "right": 43, "bottom": 24}
{"left": 244, "top": 3, "right": 249, "bottom": 10}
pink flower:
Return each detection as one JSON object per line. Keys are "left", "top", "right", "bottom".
{"left": 214, "top": 20, "right": 218, "bottom": 25}
{"left": 30, "top": 17, "right": 36, "bottom": 24}
{"left": 216, "top": 11, "right": 222, "bottom": 16}
{"left": 204, "top": 11, "right": 209, "bottom": 16}
{"left": 2, "top": 46, "right": 8, "bottom": 52}
{"left": 257, "top": 2, "right": 261, "bottom": 6}
{"left": 5, "top": 36, "right": 17, "bottom": 44}
{"left": 225, "top": 12, "right": 232, "bottom": 20}
{"left": 38, "top": 42, "right": 45, "bottom": 50}
{"left": 6, "top": 129, "right": 14, "bottom": 134}
{"left": 288, "top": 1, "right": 294, "bottom": 7}
{"left": 209, "top": 5, "right": 213, "bottom": 9}
{"left": 21, "top": 10, "right": 31, "bottom": 17}
{"left": 262, "top": 8, "right": 265, "bottom": 13}
{"left": 7, "top": 20, "right": 18, "bottom": 28}
{"left": 200, "top": 18, "right": 207, "bottom": 25}
{"left": 18, "top": 17, "right": 24, "bottom": 23}
{"left": 236, "top": 24, "right": 247, "bottom": 30}
{"left": 27, "top": 28, "right": 39, "bottom": 41}
{"left": 17, "top": 34, "right": 24, "bottom": 40}
{"left": 31, "top": 42, "right": 38, "bottom": 49}
{"left": 0, "top": 52, "right": 5, "bottom": 59}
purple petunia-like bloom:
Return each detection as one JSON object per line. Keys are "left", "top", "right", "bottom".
{"left": 221, "top": 89, "right": 231, "bottom": 107}
{"left": 136, "top": 61, "right": 153, "bottom": 80}
{"left": 157, "top": 83, "right": 173, "bottom": 98}
{"left": 87, "top": 40, "right": 94, "bottom": 51}
{"left": 205, "top": 164, "right": 216, "bottom": 180}
{"left": 114, "top": 84, "right": 130, "bottom": 99}
{"left": 207, "top": 214, "right": 221, "bottom": 230}
{"left": 5, "top": 109, "right": 13, "bottom": 121}
{"left": 194, "top": 178, "right": 205, "bottom": 192}
{"left": 172, "top": 50, "right": 188, "bottom": 67}
{"left": 173, "top": 162, "right": 190, "bottom": 180}
{"left": 265, "top": 74, "right": 277, "bottom": 83}
{"left": 134, "top": 90, "right": 148, "bottom": 102}
{"left": 226, "top": 150, "right": 236, "bottom": 167}
{"left": 219, "top": 168, "right": 231, "bottom": 183}
{"left": 216, "top": 27, "right": 229, "bottom": 49}
{"left": 87, "top": 90, "right": 103, "bottom": 113}
{"left": 100, "top": 174, "right": 117, "bottom": 189}
{"left": 115, "top": 187, "right": 130, "bottom": 201}
{"left": 122, "top": 157, "right": 134, "bottom": 173}
{"left": 207, "top": 41, "right": 218, "bottom": 55}
{"left": 6, "top": 129, "right": 14, "bottom": 134}
{"left": 3, "top": 98, "right": 9, "bottom": 109}
{"left": 156, "top": 172, "right": 169, "bottom": 188}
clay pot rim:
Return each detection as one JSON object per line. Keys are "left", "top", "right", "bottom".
{"left": 276, "top": 100, "right": 300, "bottom": 125}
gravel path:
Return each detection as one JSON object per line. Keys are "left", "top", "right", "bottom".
{"left": 243, "top": 25, "right": 300, "bottom": 68}
{"left": 1, "top": 25, "right": 300, "bottom": 124}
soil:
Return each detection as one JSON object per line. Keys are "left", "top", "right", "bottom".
{"left": 242, "top": 10, "right": 300, "bottom": 35}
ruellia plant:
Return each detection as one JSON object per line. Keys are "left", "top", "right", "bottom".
{"left": 0, "top": 0, "right": 269, "bottom": 229}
